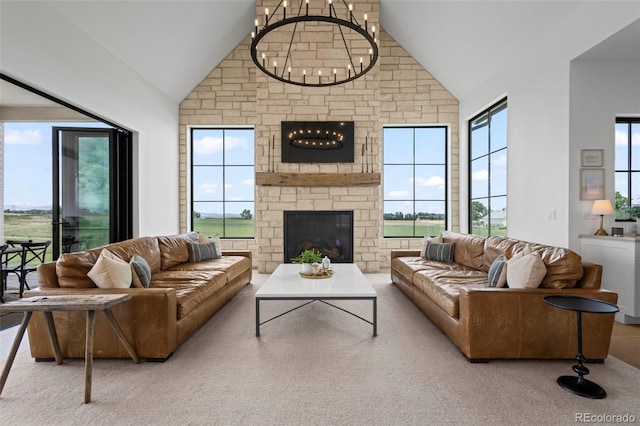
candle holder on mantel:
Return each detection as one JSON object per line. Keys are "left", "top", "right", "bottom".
{"left": 267, "top": 134, "right": 276, "bottom": 172}
{"left": 361, "top": 135, "right": 375, "bottom": 173}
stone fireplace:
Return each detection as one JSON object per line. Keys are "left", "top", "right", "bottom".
{"left": 284, "top": 210, "right": 353, "bottom": 264}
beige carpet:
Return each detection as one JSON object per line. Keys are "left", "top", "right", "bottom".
{"left": 1, "top": 273, "right": 639, "bottom": 425}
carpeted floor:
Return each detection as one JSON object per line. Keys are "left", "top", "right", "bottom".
{"left": 1, "top": 273, "right": 639, "bottom": 425}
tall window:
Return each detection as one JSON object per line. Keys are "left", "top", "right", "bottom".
{"left": 614, "top": 118, "right": 640, "bottom": 219}
{"left": 383, "top": 126, "right": 447, "bottom": 238}
{"left": 469, "top": 99, "right": 507, "bottom": 236}
{"left": 191, "top": 128, "right": 255, "bottom": 238}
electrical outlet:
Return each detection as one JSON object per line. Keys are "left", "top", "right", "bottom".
{"left": 547, "top": 209, "right": 556, "bottom": 220}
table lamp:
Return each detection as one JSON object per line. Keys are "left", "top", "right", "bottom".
{"left": 591, "top": 199, "right": 614, "bottom": 236}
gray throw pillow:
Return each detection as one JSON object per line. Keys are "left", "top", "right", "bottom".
{"left": 424, "top": 242, "right": 455, "bottom": 262}
{"left": 187, "top": 241, "right": 218, "bottom": 262}
{"left": 488, "top": 254, "right": 507, "bottom": 288}
{"left": 130, "top": 254, "right": 151, "bottom": 288}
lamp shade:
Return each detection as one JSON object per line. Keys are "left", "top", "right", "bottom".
{"left": 591, "top": 199, "right": 614, "bottom": 216}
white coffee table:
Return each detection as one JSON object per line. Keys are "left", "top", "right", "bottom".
{"left": 255, "top": 263, "right": 377, "bottom": 337}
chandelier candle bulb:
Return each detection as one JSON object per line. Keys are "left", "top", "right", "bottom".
{"left": 364, "top": 13, "right": 368, "bottom": 30}
{"left": 283, "top": 1, "right": 286, "bottom": 19}
{"left": 372, "top": 25, "right": 375, "bottom": 39}
{"left": 349, "top": 4, "right": 353, "bottom": 21}
{"left": 288, "top": 67, "right": 291, "bottom": 79}
{"left": 274, "top": 61, "right": 277, "bottom": 74}
{"left": 360, "top": 57, "right": 363, "bottom": 72}
{"left": 306, "top": 0, "right": 309, "bottom": 15}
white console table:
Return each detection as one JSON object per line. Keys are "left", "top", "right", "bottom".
{"left": 579, "top": 234, "right": 640, "bottom": 324}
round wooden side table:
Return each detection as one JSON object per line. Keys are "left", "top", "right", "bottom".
{"left": 543, "top": 295, "right": 619, "bottom": 399}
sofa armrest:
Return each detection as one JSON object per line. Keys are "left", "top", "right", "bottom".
{"left": 577, "top": 261, "right": 602, "bottom": 289}
{"left": 37, "top": 262, "right": 59, "bottom": 288}
{"left": 391, "top": 250, "right": 421, "bottom": 259}
{"left": 221, "top": 250, "right": 252, "bottom": 262}
{"left": 24, "top": 287, "right": 178, "bottom": 360}
{"left": 457, "top": 287, "right": 618, "bottom": 360}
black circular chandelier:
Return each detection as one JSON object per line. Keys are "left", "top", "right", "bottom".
{"left": 251, "top": 0, "right": 379, "bottom": 87}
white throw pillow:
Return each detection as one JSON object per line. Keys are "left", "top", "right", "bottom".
{"left": 506, "top": 252, "right": 546, "bottom": 289}
{"left": 510, "top": 243, "right": 532, "bottom": 262}
{"left": 88, "top": 249, "right": 132, "bottom": 289}
{"left": 421, "top": 233, "right": 444, "bottom": 258}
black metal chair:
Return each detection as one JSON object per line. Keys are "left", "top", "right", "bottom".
{"left": 3, "top": 240, "right": 50, "bottom": 298}
{"left": 1, "top": 240, "right": 28, "bottom": 295}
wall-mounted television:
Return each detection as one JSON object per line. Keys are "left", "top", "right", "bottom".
{"left": 281, "top": 121, "right": 354, "bottom": 163}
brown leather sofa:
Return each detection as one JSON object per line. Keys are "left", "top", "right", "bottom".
{"left": 391, "top": 231, "right": 617, "bottom": 362}
{"left": 25, "top": 232, "right": 252, "bottom": 361}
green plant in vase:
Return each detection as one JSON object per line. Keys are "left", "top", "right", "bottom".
{"left": 291, "top": 249, "right": 323, "bottom": 274}
{"left": 291, "top": 248, "right": 323, "bottom": 264}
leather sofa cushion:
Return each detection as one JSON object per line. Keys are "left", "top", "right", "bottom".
{"left": 56, "top": 236, "right": 161, "bottom": 288}
{"left": 157, "top": 232, "right": 200, "bottom": 270}
{"left": 413, "top": 267, "right": 488, "bottom": 318}
{"left": 150, "top": 270, "right": 227, "bottom": 319}
{"left": 391, "top": 256, "right": 471, "bottom": 284}
{"left": 483, "top": 235, "right": 582, "bottom": 289}
{"left": 442, "top": 231, "right": 485, "bottom": 270}
{"left": 168, "top": 255, "right": 252, "bottom": 283}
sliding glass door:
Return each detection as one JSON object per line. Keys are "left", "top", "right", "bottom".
{"left": 52, "top": 127, "right": 132, "bottom": 258}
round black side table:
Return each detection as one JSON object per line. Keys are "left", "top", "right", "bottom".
{"left": 543, "top": 295, "right": 619, "bottom": 399}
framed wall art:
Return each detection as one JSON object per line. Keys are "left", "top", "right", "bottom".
{"left": 580, "top": 168, "right": 604, "bottom": 200}
{"left": 581, "top": 149, "right": 603, "bottom": 167}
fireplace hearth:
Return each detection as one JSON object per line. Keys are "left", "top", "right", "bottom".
{"left": 284, "top": 211, "right": 353, "bottom": 263}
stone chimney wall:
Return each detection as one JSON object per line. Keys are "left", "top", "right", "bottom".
{"left": 179, "top": 0, "right": 458, "bottom": 273}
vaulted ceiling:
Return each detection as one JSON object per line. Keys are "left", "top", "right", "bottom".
{"left": 1, "top": 1, "right": 639, "bottom": 105}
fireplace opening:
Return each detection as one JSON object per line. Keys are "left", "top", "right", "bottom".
{"left": 284, "top": 211, "right": 353, "bottom": 263}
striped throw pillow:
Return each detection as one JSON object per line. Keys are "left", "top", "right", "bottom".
{"left": 187, "top": 241, "right": 218, "bottom": 262}
{"left": 424, "top": 242, "right": 455, "bottom": 262}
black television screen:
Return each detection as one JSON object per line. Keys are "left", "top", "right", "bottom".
{"left": 281, "top": 121, "right": 354, "bottom": 163}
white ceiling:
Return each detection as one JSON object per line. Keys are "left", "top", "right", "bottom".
{"left": 1, "top": 1, "right": 639, "bottom": 105}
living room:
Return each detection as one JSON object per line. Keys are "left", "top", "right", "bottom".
{"left": 1, "top": 0, "right": 639, "bottom": 424}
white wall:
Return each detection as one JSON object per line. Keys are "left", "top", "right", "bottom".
{"left": 459, "top": 2, "right": 640, "bottom": 250}
{"left": 569, "top": 59, "right": 640, "bottom": 247}
{"left": 0, "top": 1, "right": 180, "bottom": 236}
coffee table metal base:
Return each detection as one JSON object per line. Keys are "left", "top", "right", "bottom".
{"left": 255, "top": 296, "right": 377, "bottom": 337}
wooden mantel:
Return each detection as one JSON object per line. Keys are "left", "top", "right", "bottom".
{"left": 255, "top": 172, "right": 381, "bottom": 187}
